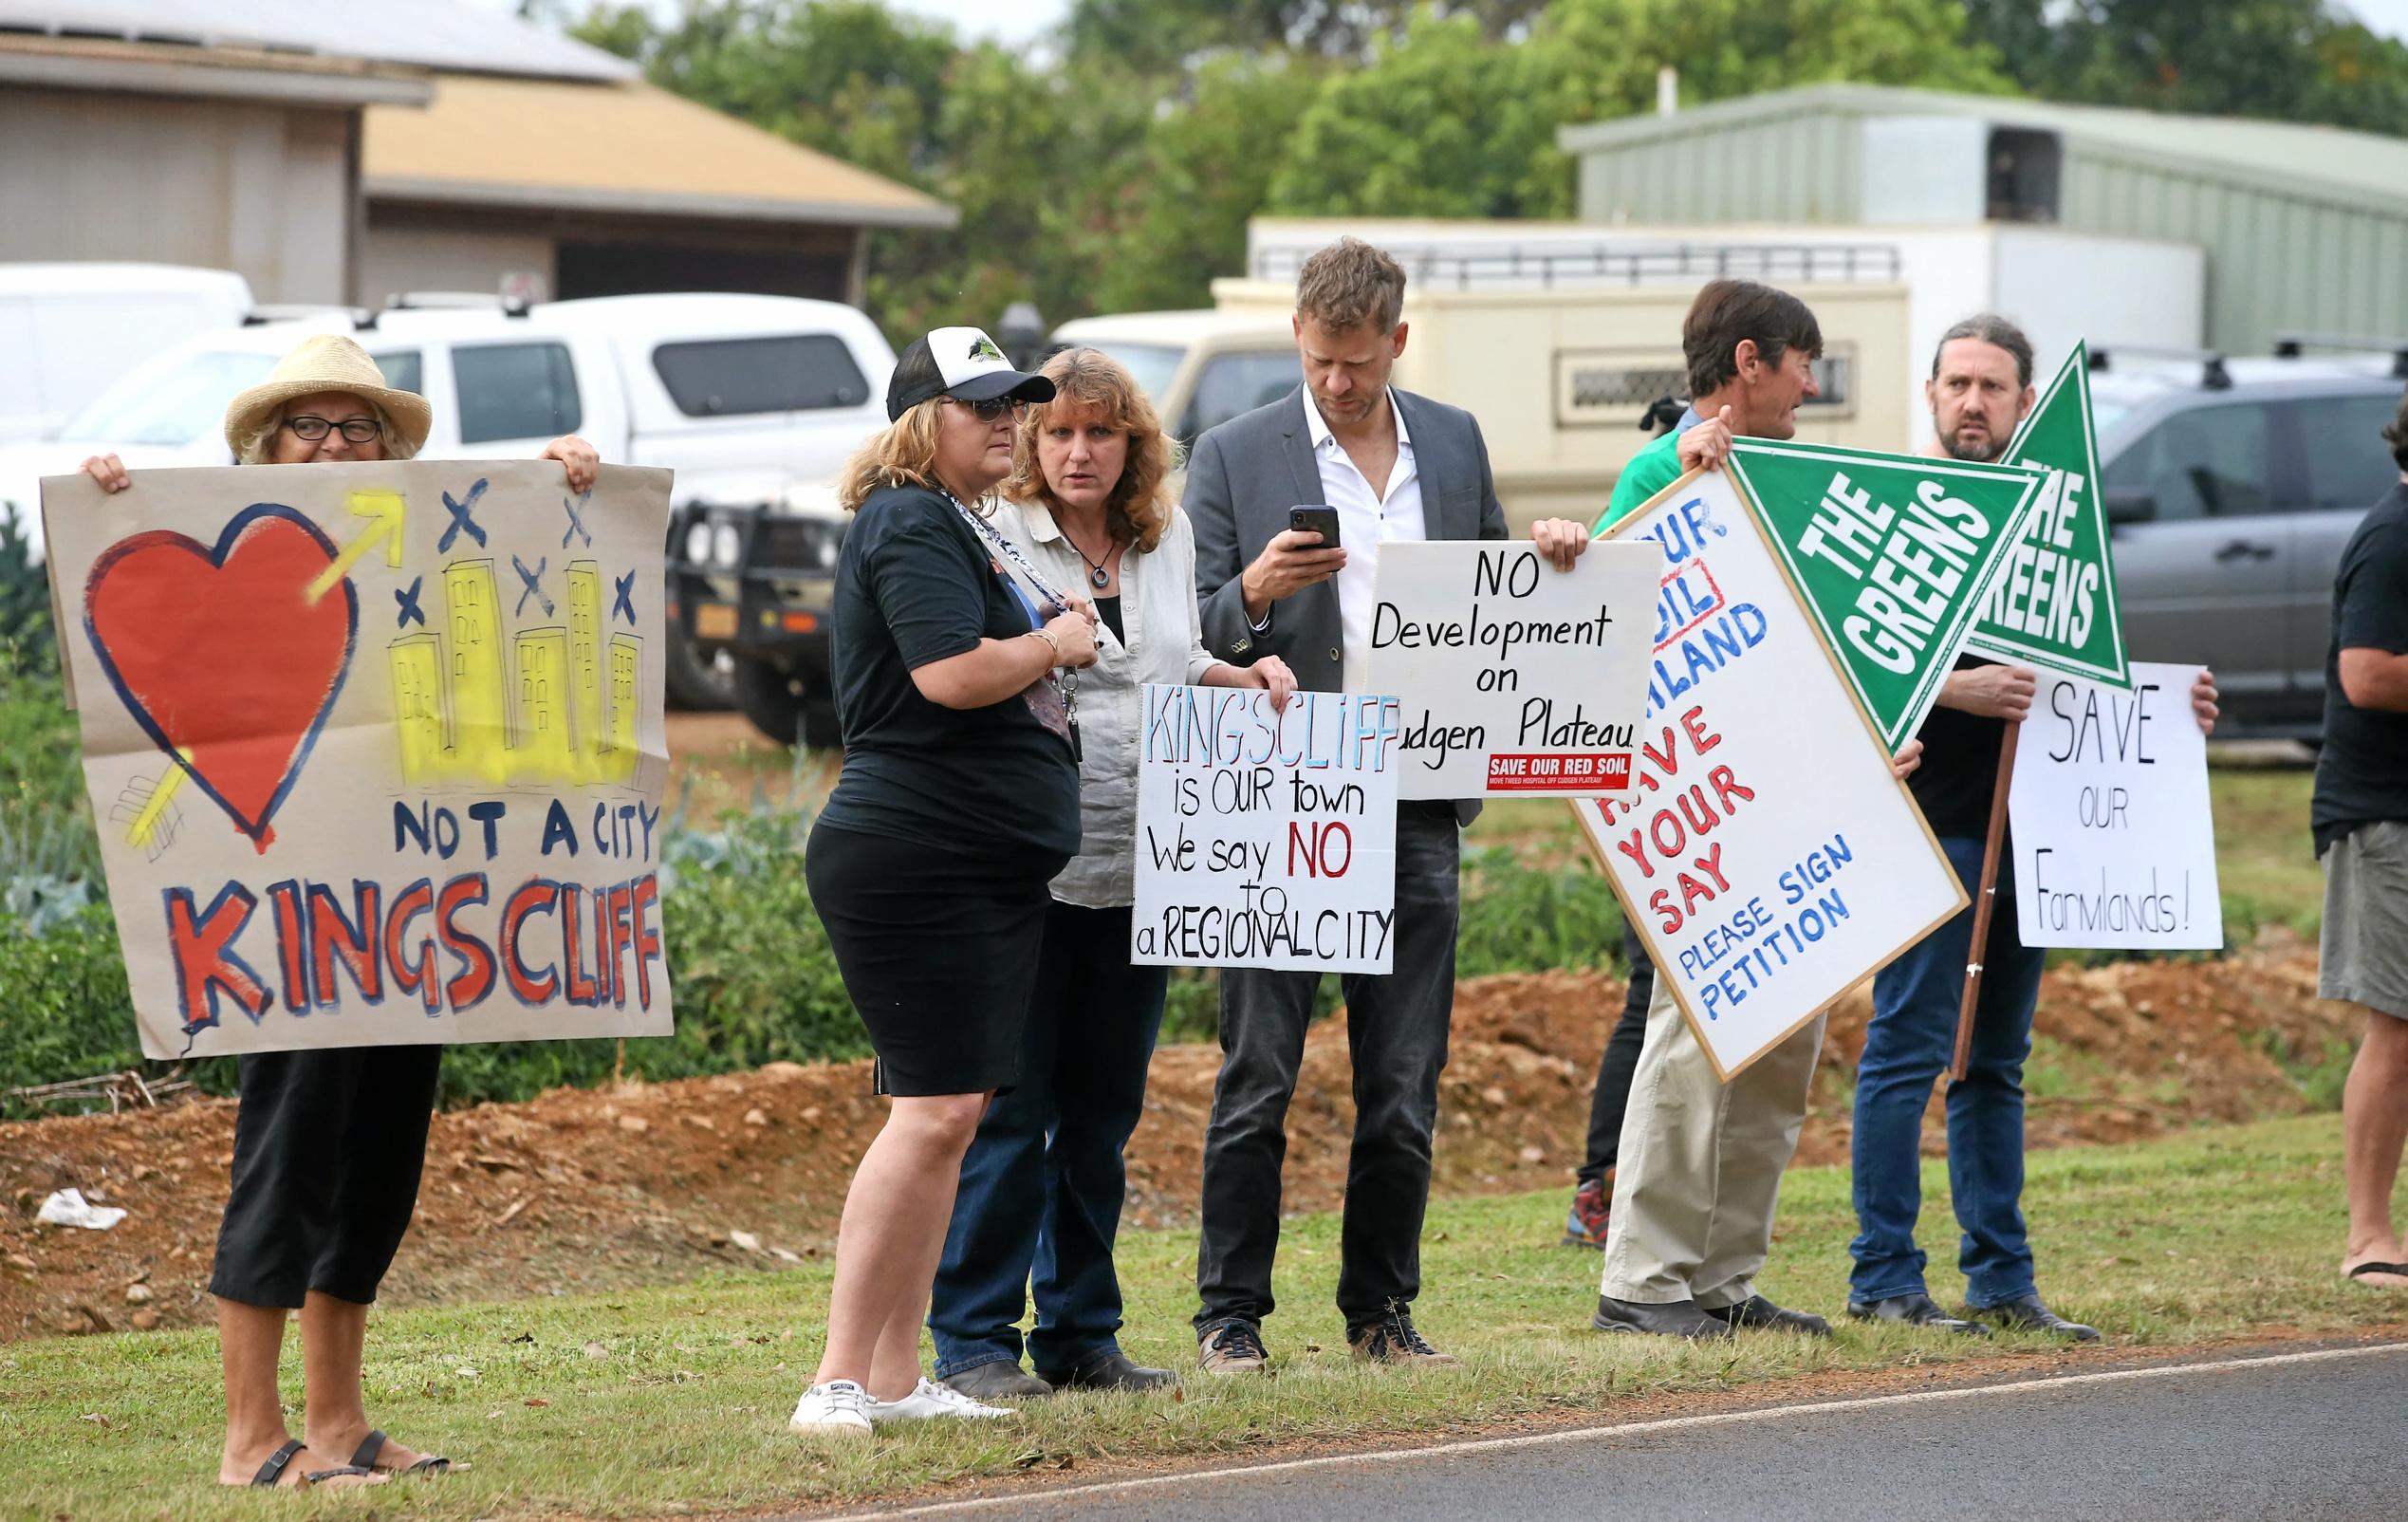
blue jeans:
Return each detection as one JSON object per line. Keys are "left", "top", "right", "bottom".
{"left": 1850, "top": 834, "right": 2047, "bottom": 1309}
{"left": 929, "top": 900, "right": 1168, "bottom": 1378}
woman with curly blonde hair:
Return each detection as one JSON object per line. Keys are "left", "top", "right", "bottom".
{"left": 923, "top": 345, "right": 1295, "bottom": 1401}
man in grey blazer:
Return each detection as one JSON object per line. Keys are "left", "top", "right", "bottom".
{"left": 1183, "top": 238, "right": 1587, "bottom": 1371}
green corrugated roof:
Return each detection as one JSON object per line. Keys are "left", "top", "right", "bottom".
{"left": 1558, "top": 83, "right": 2408, "bottom": 217}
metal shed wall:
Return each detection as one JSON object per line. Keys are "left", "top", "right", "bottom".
{"left": 1568, "top": 90, "right": 2408, "bottom": 355}
{"left": 1574, "top": 113, "right": 1861, "bottom": 225}
{"left": 2058, "top": 147, "right": 2408, "bottom": 354}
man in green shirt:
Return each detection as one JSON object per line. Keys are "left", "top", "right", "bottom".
{"left": 1586, "top": 280, "right": 1847, "bottom": 1339}
{"left": 1592, "top": 276, "right": 1825, "bottom": 534}
{"left": 1566, "top": 279, "right": 1817, "bottom": 1254}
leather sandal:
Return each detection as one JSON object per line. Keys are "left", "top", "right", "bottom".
{"left": 351, "top": 1429, "right": 453, "bottom": 1476}
{"left": 241, "top": 1438, "right": 380, "bottom": 1489}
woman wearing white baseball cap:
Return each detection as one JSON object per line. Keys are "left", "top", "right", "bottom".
{"left": 787, "top": 326, "right": 1100, "bottom": 1437}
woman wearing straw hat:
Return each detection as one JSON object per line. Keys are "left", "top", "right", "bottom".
{"left": 81, "top": 331, "right": 598, "bottom": 1490}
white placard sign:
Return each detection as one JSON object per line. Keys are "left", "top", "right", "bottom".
{"left": 1367, "top": 540, "right": 1658, "bottom": 799}
{"left": 2009, "top": 661, "right": 2221, "bottom": 950}
{"left": 1131, "top": 684, "right": 1400, "bottom": 973}
{"left": 1571, "top": 470, "right": 1967, "bottom": 1080}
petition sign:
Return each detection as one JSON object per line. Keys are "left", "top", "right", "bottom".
{"left": 1574, "top": 470, "right": 1966, "bottom": 1080}
{"left": 2010, "top": 662, "right": 2221, "bottom": 950}
{"left": 1367, "top": 540, "right": 1657, "bottom": 798}
{"left": 1131, "top": 684, "right": 1400, "bottom": 974}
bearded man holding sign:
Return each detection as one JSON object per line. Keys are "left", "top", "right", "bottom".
{"left": 1845, "top": 316, "right": 2218, "bottom": 1340}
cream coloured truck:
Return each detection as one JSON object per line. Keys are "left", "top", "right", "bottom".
{"left": 1053, "top": 274, "right": 1912, "bottom": 535}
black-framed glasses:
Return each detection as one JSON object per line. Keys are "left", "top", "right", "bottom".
{"left": 945, "top": 396, "right": 1027, "bottom": 422}
{"left": 286, "top": 415, "right": 383, "bottom": 443}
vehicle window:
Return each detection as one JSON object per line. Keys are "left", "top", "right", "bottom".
{"left": 1074, "top": 341, "right": 1183, "bottom": 405}
{"left": 374, "top": 350, "right": 422, "bottom": 399}
{"left": 651, "top": 335, "right": 870, "bottom": 418}
{"left": 2100, "top": 401, "right": 2273, "bottom": 522}
{"left": 2297, "top": 391, "right": 2404, "bottom": 512}
{"left": 56, "top": 349, "right": 277, "bottom": 446}
{"left": 1178, "top": 351, "right": 1300, "bottom": 441}
{"left": 454, "top": 342, "right": 582, "bottom": 445}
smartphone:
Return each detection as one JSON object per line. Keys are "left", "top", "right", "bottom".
{"left": 1288, "top": 505, "right": 1341, "bottom": 547}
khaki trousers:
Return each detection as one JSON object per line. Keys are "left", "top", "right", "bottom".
{"left": 1599, "top": 978, "right": 1825, "bottom": 1309}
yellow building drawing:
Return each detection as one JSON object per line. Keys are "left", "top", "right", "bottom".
{"left": 444, "top": 560, "right": 509, "bottom": 780}
{"left": 389, "top": 633, "right": 447, "bottom": 784}
{"left": 565, "top": 561, "right": 605, "bottom": 767}
{"left": 606, "top": 635, "right": 640, "bottom": 783}
{"left": 512, "top": 627, "right": 578, "bottom": 780}
{"left": 384, "top": 555, "right": 644, "bottom": 786}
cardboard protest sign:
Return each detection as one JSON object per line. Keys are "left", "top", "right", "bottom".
{"left": 1966, "top": 343, "right": 2131, "bottom": 687}
{"left": 1571, "top": 469, "right": 1967, "bottom": 1080}
{"left": 1131, "top": 684, "right": 1399, "bottom": 973}
{"left": 1724, "top": 439, "right": 2046, "bottom": 752}
{"left": 1366, "top": 540, "right": 1656, "bottom": 799}
{"left": 43, "top": 460, "right": 676, "bottom": 1059}
{"left": 2009, "top": 661, "right": 2219, "bottom": 950}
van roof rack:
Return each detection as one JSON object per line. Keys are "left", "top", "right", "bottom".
{"left": 2271, "top": 330, "right": 2408, "bottom": 379}
{"left": 241, "top": 303, "right": 354, "bottom": 326}
{"left": 2089, "top": 344, "right": 2229, "bottom": 391}
{"left": 383, "top": 290, "right": 533, "bottom": 318}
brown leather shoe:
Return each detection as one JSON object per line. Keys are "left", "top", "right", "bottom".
{"left": 1197, "top": 1319, "right": 1269, "bottom": 1375}
{"left": 1347, "top": 1308, "right": 1458, "bottom": 1365}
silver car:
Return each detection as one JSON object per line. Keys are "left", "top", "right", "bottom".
{"left": 2094, "top": 348, "right": 2405, "bottom": 739}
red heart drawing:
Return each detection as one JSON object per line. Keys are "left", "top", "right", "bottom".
{"left": 83, "top": 505, "right": 359, "bottom": 853}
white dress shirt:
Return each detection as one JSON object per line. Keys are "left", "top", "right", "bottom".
{"left": 996, "top": 499, "right": 1225, "bottom": 908}
{"left": 1305, "top": 390, "right": 1426, "bottom": 693}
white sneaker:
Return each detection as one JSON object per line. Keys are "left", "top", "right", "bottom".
{"left": 787, "top": 1379, "right": 875, "bottom": 1437}
{"left": 863, "top": 1377, "right": 1018, "bottom": 1424}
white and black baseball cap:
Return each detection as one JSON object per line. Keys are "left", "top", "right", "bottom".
{"left": 886, "top": 325, "right": 1057, "bottom": 420}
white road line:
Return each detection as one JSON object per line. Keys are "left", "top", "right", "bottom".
{"left": 813, "top": 1342, "right": 2408, "bottom": 1520}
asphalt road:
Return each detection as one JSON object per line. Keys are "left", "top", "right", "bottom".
{"left": 829, "top": 1344, "right": 2408, "bottom": 1522}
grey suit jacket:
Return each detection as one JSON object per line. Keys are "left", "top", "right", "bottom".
{"left": 1185, "top": 384, "right": 1510, "bottom": 825}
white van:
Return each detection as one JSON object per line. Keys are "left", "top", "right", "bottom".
{"left": 0, "top": 291, "right": 894, "bottom": 704}
{"left": 0, "top": 263, "right": 254, "bottom": 445}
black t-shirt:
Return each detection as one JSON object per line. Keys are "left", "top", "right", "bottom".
{"left": 1095, "top": 594, "right": 1124, "bottom": 645}
{"left": 817, "top": 484, "right": 1080, "bottom": 859}
{"left": 2312, "top": 482, "right": 2408, "bottom": 856}
{"left": 1908, "top": 655, "right": 2010, "bottom": 841}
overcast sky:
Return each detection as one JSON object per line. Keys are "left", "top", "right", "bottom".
{"left": 488, "top": 0, "right": 2408, "bottom": 56}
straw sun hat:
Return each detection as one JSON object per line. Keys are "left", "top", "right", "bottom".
{"left": 222, "top": 333, "right": 434, "bottom": 457}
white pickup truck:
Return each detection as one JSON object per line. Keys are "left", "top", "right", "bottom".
{"left": 0, "top": 291, "right": 892, "bottom": 708}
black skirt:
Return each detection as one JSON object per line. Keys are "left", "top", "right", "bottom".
{"left": 805, "top": 823, "right": 1065, "bottom": 1096}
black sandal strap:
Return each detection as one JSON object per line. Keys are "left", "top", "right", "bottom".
{"left": 302, "top": 1465, "right": 376, "bottom": 1484}
{"left": 2347, "top": 1260, "right": 2408, "bottom": 1278}
{"left": 349, "top": 1430, "right": 389, "bottom": 1470}
{"left": 406, "top": 1456, "right": 453, "bottom": 1474}
{"left": 250, "top": 1438, "right": 306, "bottom": 1488}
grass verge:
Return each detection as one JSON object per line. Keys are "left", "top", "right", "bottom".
{"left": 5, "top": 1112, "right": 2400, "bottom": 1521}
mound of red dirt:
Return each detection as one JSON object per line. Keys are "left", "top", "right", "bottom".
{"left": 0, "top": 951, "right": 2347, "bottom": 1341}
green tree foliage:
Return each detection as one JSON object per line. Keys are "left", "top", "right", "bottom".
{"left": 1962, "top": 0, "right": 2408, "bottom": 135}
{"left": 1267, "top": 0, "right": 2013, "bottom": 220}
{"left": 572, "top": 0, "right": 2407, "bottom": 340}
{"left": 1089, "top": 51, "right": 1325, "bottom": 313}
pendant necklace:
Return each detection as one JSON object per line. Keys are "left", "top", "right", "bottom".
{"left": 1060, "top": 523, "right": 1116, "bottom": 590}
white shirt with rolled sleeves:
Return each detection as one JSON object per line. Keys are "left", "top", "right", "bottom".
{"left": 995, "top": 499, "right": 1223, "bottom": 908}
{"left": 1304, "top": 391, "right": 1426, "bottom": 694}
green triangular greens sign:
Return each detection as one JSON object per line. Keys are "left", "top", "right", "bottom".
{"left": 1963, "top": 343, "right": 2131, "bottom": 687}
{"left": 1725, "top": 438, "right": 2046, "bottom": 751}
